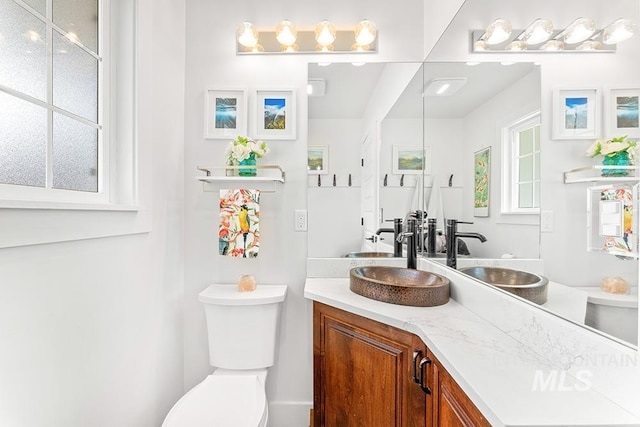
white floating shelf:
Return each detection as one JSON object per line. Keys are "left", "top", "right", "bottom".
{"left": 564, "top": 165, "right": 640, "bottom": 184}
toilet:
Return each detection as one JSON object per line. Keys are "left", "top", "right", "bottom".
{"left": 162, "top": 284, "right": 287, "bottom": 427}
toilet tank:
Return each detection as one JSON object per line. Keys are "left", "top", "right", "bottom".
{"left": 198, "top": 284, "right": 287, "bottom": 369}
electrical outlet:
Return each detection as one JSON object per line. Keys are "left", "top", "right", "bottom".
{"left": 541, "top": 210, "right": 553, "bottom": 233}
{"left": 295, "top": 209, "right": 307, "bottom": 231}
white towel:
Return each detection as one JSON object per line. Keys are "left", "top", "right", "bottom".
{"left": 427, "top": 177, "right": 445, "bottom": 232}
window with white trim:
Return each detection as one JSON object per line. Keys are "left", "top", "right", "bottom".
{"left": 0, "top": 0, "right": 135, "bottom": 206}
{"left": 501, "top": 111, "right": 541, "bottom": 214}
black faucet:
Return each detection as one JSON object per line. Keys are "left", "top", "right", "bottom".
{"left": 445, "top": 219, "right": 487, "bottom": 269}
{"left": 397, "top": 218, "right": 418, "bottom": 269}
{"left": 375, "top": 218, "right": 403, "bottom": 257}
{"left": 426, "top": 218, "right": 437, "bottom": 257}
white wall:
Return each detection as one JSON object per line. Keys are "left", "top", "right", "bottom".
{"left": 182, "top": 1, "right": 425, "bottom": 425}
{"left": 0, "top": 0, "right": 186, "bottom": 426}
{"left": 460, "top": 70, "right": 542, "bottom": 259}
{"left": 307, "top": 119, "right": 363, "bottom": 257}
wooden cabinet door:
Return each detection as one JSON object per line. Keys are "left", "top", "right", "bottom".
{"left": 430, "top": 352, "right": 490, "bottom": 427}
{"left": 314, "top": 302, "right": 427, "bottom": 427}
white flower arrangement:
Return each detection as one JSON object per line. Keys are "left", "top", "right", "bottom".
{"left": 586, "top": 135, "right": 637, "bottom": 161}
{"left": 226, "top": 136, "right": 269, "bottom": 164}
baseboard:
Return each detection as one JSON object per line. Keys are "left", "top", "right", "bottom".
{"left": 268, "top": 400, "right": 313, "bottom": 427}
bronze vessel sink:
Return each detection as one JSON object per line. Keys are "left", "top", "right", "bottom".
{"left": 459, "top": 266, "right": 548, "bottom": 304}
{"left": 349, "top": 266, "right": 450, "bottom": 307}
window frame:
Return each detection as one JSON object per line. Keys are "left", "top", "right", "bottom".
{"left": 501, "top": 110, "right": 541, "bottom": 215}
{"left": 0, "top": 0, "right": 130, "bottom": 208}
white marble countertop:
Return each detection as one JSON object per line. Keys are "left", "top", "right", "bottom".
{"left": 305, "top": 277, "right": 640, "bottom": 427}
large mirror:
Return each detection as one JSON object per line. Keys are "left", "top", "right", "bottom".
{"left": 308, "top": 0, "right": 639, "bottom": 348}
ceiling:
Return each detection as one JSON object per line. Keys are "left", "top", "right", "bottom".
{"left": 308, "top": 61, "right": 537, "bottom": 120}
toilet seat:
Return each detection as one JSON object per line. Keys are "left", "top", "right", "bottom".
{"left": 162, "top": 373, "right": 268, "bottom": 427}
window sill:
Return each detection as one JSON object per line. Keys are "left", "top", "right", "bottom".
{"left": 0, "top": 199, "right": 140, "bottom": 211}
{"left": 0, "top": 202, "right": 151, "bottom": 248}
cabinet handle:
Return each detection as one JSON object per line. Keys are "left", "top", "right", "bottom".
{"left": 412, "top": 350, "right": 422, "bottom": 384}
{"left": 418, "top": 357, "right": 432, "bottom": 395}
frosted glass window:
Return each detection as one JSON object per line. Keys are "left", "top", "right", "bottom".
{"left": 53, "top": 113, "right": 98, "bottom": 192}
{"left": 0, "top": 91, "right": 46, "bottom": 187}
{"left": 22, "top": 0, "right": 46, "bottom": 15}
{"left": 53, "top": 0, "right": 98, "bottom": 53}
{"left": 519, "top": 156, "right": 533, "bottom": 181}
{"left": 0, "top": 0, "right": 47, "bottom": 100}
{"left": 53, "top": 29, "right": 98, "bottom": 123}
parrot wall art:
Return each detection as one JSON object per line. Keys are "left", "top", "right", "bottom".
{"left": 219, "top": 189, "right": 260, "bottom": 258}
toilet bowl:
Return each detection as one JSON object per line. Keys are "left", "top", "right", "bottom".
{"left": 162, "top": 284, "right": 287, "bottom": 427}
{"left": 162, "top": 370, "right": 268, "bottom": 427}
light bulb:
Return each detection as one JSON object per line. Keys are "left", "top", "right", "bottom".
{"left": 506, "top": 40, "right": 527, "bottom": 51}
{"left": 237, "top": 22, "right": 258, "bottom": 48}
{"left": 355, "top": 19, "right": 377, "bottom": 46}
{"left": 315, "top": 44, "right": 334, "bottom": 53}
{"left": 576, "top": 40, "right": 601, "bottom": 51}
{"left": 315, "top": 21, "right": 336, "bottom": 47}
{"left": 351, "top": 43, "right": 371, "bottom": 53}
{"left": 602, "top": 19, "right": 635, "bottom": 44}
{"left": 562, "top": 18, "right": 596, "bottom": 44}
{"left": 540, "top": 40, "right": 564, "bottom": 51}
{"left": 484, "top": 18, "right": 512, "bottom": 45}
{"left": 276, "top": 20, "right": 297, "bottom": 46}
{"left": 521, "top": 19, "right": 553, "bottom": 45}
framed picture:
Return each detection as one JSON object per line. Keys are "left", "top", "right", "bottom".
{"left": 474, "top": 147, "right": 491, "bottom": 217}
{"left": 552, "top": 88, "right": 601, "bottom": 140}
{"left": 307, "top": 145, "right": 328, "bottom": 174}
{"left": 605, "top": 87, "right": 640, "bottom": 138}
{"left": 392, "top": 146, "right": 431, "bottom": 175}
{"left": 254, "top": 89, "right": 296, "bottom": 140}
{"left": 204, "top": 88, "right": 247, "bottom": 139}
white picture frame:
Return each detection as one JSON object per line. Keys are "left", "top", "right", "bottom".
{"left": 254, "top": 89, "right": 296, "bottom": 140}
{"left": 307, "top": 145, "right": 329, "bottom": 175}
{"left": 392, "top": 145, "right": 430, "bottom": 175}
{"left": 605, "top": 87, "right": 640, "bottom": 138}
{"left": 204, "top": 88, "right": 248, "bottom": 139}
{"left": 552, "top": 88, "right": 601, "bottom": 140}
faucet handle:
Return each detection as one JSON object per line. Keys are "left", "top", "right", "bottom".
{"left": 447, "top": 219, "right": 473, "bottom": 225}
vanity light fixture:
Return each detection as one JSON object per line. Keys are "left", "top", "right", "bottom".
{"left": 518, "top": 19, "right": 553, "bottom": 45}
{"left": 471, "top": 17, "right": 636, "bottom": 53}
{"left": 235, "top": 19, "right": 378, "bottom": 55}
{"left": 423, "top": 78, "right": 467, "bottom": 97}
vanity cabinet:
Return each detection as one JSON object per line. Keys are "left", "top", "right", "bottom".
{"left": 430, "top": 353, "right": 490, "bottom": 426}
{"left": 313, "top": 302, "right": 488, "bottom": 427}
{"left": 313, "top": 302, "right": 428, "bottom": 426}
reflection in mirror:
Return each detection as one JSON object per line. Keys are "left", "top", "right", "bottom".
{"left": 307, "top": 62, "right": 421, "bottom": 258}
{"left": 427, "top": 0, "right": 639, "bottom": 347}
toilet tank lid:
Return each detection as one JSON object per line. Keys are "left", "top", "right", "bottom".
{"left": 199, "top": 284, "right": 287, "bottom": 306}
